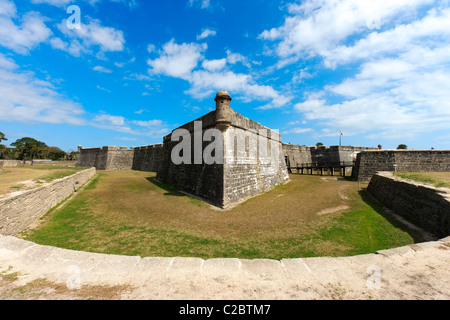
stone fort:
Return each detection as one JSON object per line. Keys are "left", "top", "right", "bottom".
{"left": 76, "top": 90, "right": 450, "bottom": 209}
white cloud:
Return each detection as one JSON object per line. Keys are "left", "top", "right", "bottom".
{"left": 202, "top": 58, "right": 226, "bottom": 71}
{"left": 134, "top": 108, "right": 148, "bottom": 115}
{"left": 0, "top": 53, "right": 18, "bottom": 69}
{"left": 31, "top": 0, "right": 74, "bottom": 7}
{"left": 283, "top": 127, "right": 313, "bottom": 134}
{"left": 132, "top": 120, "right": 164, "bottom": 127}
{"left": 260, "top": 0, "right": 434, "bottom": 66}
{"left": 226, "top": 50, "right": 251, "bottom": 68}
{"left": 0, "top": 55, "right": 85, "bottom": 125}
{"left": 93, "top": 114, "right": 125, "bottom": 126}
{"left": 148, "top": 39, "right": 290, "bottom": 108}
{"left": 188, "top": 0, "right": 211, "bottom": 10}
{"left": 196, "top": 28, "right": 217, "bottom": 40}
{"left": 96, "top": 85, "right": 110, "bottom": 92}
{"left": 52, "top": 17, "right": 125, "bottom": 57}
{"left": 0, "top": 0, "right": 52, "bottom": 54}
{"left": 123, "top": 73, "right": 152, "bottom": 81}
{"left": 91, "top": 113, "right": 171, "bottom": 138}
{"left": 93, "top": 65, "right": 113, "bottom": 73}
{"left": 294, "top": 45, "right": 450, "bottom": 137}
{"left": 31, "top": 0, "right": 137, "bottom": 8}
{"left": 257, "top": 1, "right": 450, "bottom": 140}
{"left": 323, "top": 7, "right": 450, "bottom": 68}
{"left": 148, "top": 39, "right": 207, "bottom": 79}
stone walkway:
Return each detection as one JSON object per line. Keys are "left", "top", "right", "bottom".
{"left": 0, "top": 235, "right": 449, "bottom": 299}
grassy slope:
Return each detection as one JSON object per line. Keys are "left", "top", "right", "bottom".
{"left": 396, "top": 172, "right": 450, "bottom": 188}
{"left": 23, "top": 171, "right": 414, "bottom": 259}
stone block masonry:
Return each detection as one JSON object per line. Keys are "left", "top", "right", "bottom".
{"left": 354, "top": 150, "right": 450, "bottom": 181}
{"left": 76, "top": 146, "right": 134, "bottom": 170}
{"left": 368, "top": 172, "right": 450, "bottom": 238}
{"left": 156, "top": 90, "right": 289, "bottom": 209}
{"left": 282, "top": 144, "right": 377, "bottom": 173}
{"left": 0, "top": 160, "right": 21, "bottom": 170}
{"left": 0, "top": 168, "right": 96, "bottom": 236}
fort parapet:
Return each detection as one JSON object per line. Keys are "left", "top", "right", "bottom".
{"left": 77, "top": 90, "right": 289, "bottom": 208}
{"left": 282, "top": 144, "right": 378, "bottom": 173}
{"left": 76, "top": 90, "right": 450, "bottom": 207}
{"left": 156, "top": 90, "right": 289, "bottom": 208}
{"left": 354, "top": 150, "right": 450, "bottom": 181}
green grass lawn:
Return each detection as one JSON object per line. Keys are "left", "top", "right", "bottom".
{"left": 396, "top": 172, "right": 450, "bottom": 188}
{"left": 22, "top": 171, "right": 416, "bottom": 260}
{"left": 0, "top": 165, "right": 90, "bottom": 194}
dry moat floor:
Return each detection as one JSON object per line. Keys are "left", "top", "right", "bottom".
{"left": 18, "top": 170, "right": 422, "bottom": 260}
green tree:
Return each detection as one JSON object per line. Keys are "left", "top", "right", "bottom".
{"left": 11, "top": 137, "right": 48, "bottom": 160}
{"left": 47, "top": 146, "right": 66, "bottom": 160}
{"left": 397, "top": 144, "right": 407, "bottom": 150}
{"left": 0, "top": 132, "right": 8, "bottom": 159}
{"left": 316, "top": 142, "right": 324, "bottom": 147}
{"left": 0, "top": 131, "right": 7, "bottom": 143}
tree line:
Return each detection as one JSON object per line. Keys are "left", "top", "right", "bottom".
{"left": 0, "top": 132, "right": 78, "bottom": 161}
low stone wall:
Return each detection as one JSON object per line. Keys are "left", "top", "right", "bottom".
{"left": 0, "top": 168, "right": 96, "bottom": 236}
{"left": 0, "top": 160, "right": 21, "bottom": 169}
{"left": 367, "top": 172, "right": 450, "bottom": 238}
{"left": 354, "top": 150, "right": 450, "bottom": 181}
{"left": 282, "top": 144, "right": 377, "bottom": 173}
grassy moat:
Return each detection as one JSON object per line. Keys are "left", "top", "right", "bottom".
{"left": 19, "top": 170, "right": 420, "bottom": 260}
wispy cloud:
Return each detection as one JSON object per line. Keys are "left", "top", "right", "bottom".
{"left": 261, "top": 0, "right": 450, "bottom": 139}
{"left": 0, "top": 53, "right": 85, "bottom": 125}
{"left": 196, "top": 28, "right": 217, "bottom": 40}
{"left": 50, "top": 17, "right": 125, "bottom": 57}
{"left": 0, "top": 0, "right": 52, "bottom": 54}
{"left": 148, "top": 39, "right": 291, "bottom": 108}
{"left": 93, "top": 65, "right": 113, "bottom": 73}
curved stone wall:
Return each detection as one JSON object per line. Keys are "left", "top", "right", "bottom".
{"left": 0, "top": 168, "right": 96, "bottom": 236}
{"left": 368, "top": 172, "right": 450, "bottom": 238}
{"left": 0, "top": 235, "right": 448, "bottom": 299}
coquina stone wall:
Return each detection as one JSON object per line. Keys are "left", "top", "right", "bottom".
{"left": 367, "top": 172, "right": 450, "bottom": 238}
{"left": 223, "top": 110, "right": 289, "bottom": 208}
{"left": 156, "top": 110, "right": 224, "bottom": 207}
{"left": 132, "top": 144, "right": 164, "bottom": 172}
{"left": 103, "top": 147, "right": 134, "bottom": 170}
{"left": 282, "top": 144, "right": 312, "bottom": 172}
{"left": 76, "top": 145, "right": 164, "bottom": 172}
{"left": 354, "top": 150, "right": 450, "bottom": 181}
{"left": 75, "top": 147, "right": 103, "bottom": 169}
{"left": 0, "top": 160, "right": 21, "bottom": 170}
{"left": 157, "top": 90, "right": 289, "bottom": 209}
{"left": 282, "top": 144, "right": 377, "bottom": 173}
{"left": 0, "top": 168, "right": 96, "bottom": 236}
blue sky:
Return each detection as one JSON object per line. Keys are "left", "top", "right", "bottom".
{"left": 0, "top": 0, "right": 449, "bottom": 151}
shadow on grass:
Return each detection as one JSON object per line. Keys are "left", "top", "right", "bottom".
{"left": 358, "top": 189, "right": 433, "bottom": 244}
{"left": 145, "top": 176, "right": 186, "bottom": 197}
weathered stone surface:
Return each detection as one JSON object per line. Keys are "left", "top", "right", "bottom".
{"left": 0, "top": 235, "right": 449, "bottom": 299}
{"left": 354, "top": 150, "right": 450, "bottom": 181}
{"left": 0, "top": 160, "right": 21, "bottom": 169}
{"left": 0, "top": 168, "right": 96, "bottom": 236}
{"left": 368, "top": 171, "right": 450, "bottom": 237}
{"left": 282, "top": 144, "right": 377, "bottom": 173}
{"left": 156, "top": 92, "right": 289, "bottom": 209}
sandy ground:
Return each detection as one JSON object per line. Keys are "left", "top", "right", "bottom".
{"left": 0, "top": 235, "right": 449, "bottom": 300}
